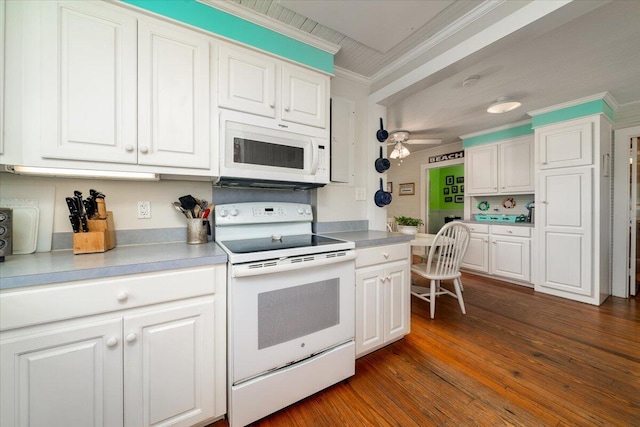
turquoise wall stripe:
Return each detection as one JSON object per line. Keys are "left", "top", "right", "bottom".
{"left": 462, "top": 123, "right": 533, "bottom": 148}
{"left": 531, "top": 99, "right": 615, "bottom": 127}
{"left": 122, "top": 0, "right": 334, "bottom": 74}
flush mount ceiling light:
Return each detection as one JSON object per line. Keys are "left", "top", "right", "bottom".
{"left": 487, "top": 96, "right": 521, "bottom": 114}
{"left": 462, "top": 75, "right": 480, "bottom": 87}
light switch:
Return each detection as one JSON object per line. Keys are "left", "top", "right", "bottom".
{"left": 355, "top": 188, "right": 366, "bottom": 201}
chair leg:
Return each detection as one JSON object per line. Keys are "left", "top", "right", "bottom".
{"left": 453, "top": 278, "right": 466, "bottom": 314}
{"left": 430, "top": 279, "right": 437, "bottom": 319}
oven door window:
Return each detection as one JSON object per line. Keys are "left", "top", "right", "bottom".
{"left": 258, "top": 279, "right": 339, "bottom": 349}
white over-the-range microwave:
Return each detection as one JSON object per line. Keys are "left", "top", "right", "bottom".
{"left": 216, "top": 110, "right": 330, "bottom": 190}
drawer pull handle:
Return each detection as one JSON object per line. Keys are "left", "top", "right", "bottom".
{"left": 507, "top": 230, "right": 513, "bottom": 234}
{"left": 117, "top": 291, "right": 128, "bottom": 302}
{"left": 106, "top": 337, "right": 118, "bottom": 348}
{"left": 125, "top": 333, "right": 137, "bottom": 343}
{"left": 383, "top": 252, "right": 389, "bottom": 259}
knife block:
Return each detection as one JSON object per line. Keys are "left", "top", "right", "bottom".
{"left": 73, "top": 212, "right": 116, "bottom": 254}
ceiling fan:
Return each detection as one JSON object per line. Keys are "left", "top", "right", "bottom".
{"left": 387, "top": 131, "right": 441, "bottom": 159}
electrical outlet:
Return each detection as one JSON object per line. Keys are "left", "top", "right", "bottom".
{"left": 137, "top": 201, "right": 151, "bottom": 219}
{"left": 355, "top": 187, "right": 366, "bottom": 201}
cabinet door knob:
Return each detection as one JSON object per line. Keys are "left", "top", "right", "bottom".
{"left": 284, "top": 106, "right": 290, "bottom": 112}
{"left": 139, "top": 146, "right": 149, "bottom": 154}
{"left": 106, "top": 337, "right": 119, "bottom": 347}
{"left": 383, "top": 252, "right": 389, "bottom": 259}
{"left": 542, "top": 162, "right": 548, "bottom": 165}
{"left": 125, "top": 333, "right": 137, "bottom": 343}
{"left": 125, "top": 145, "right": 134, "bottom": 152}
{"left": 269, "top": 102, "right": 275, "bottom": 108}
{"left": 116, "top": 291, "right": 128, "bottom": 302}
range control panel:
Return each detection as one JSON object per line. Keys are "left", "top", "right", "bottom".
{"left": 215, "top": 202, "right": 313, "bottom": 226}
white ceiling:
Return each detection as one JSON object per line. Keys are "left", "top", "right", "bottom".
{"left": 228, "top": 0, "right": 640, "bottom": 151}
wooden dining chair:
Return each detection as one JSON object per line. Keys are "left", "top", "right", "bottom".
{"left": 410, "top": 221, "right": 471, "bottom": 319}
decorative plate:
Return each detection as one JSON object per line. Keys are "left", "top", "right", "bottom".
{"left": 477, "top": 201, "right": 490, "bottom": 211}
{"left": 502, "top": 197, "right": 516, "bottom": 209}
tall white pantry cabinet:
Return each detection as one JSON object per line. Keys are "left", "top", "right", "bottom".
{"left": 532, "top": 112, "right": 612, "bottom": 305}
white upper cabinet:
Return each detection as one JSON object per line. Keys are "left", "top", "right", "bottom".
{"left": 281, "top": 65, "right": 327, "bottom": 128}
{"left": 465, "top": 144, "right": 498, "bottom": 194}
{"left": 218, "top": 43, "right": 276, "bottom": 118}
{"left": 39, "top": 0, "right": 138, "bottom": 164}
{"left": 537, "top": 118, "right": 593, "bottom": 169}
{"left": 7, "top": 1, "right": 216, "bottom": 175}
{"left": 137, "top": 18, "right": 211, "bottom": 169}
{"left": 465, "top": 135, "right": 534, "bottom": 195}
{"left": 218, "top": 42, "right": 329, "bottom": 129}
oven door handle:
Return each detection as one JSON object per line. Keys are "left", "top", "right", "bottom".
{"left": 232, "top": 251, "right": 356, "bottom": 278}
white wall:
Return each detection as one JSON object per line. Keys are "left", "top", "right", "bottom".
{"left": 315, "top": 71, "right": 371, "bottom": 223}
{"left": 0, "top": 172, "right": 213, "bottom": 233}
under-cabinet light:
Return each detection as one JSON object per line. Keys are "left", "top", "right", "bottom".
{"left": 5, "top": 165, "right": 160, "bottom": 181}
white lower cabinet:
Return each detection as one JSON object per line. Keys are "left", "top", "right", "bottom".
{"left": 355, "top": 243, "right": 410, "bottom": 358}
{"left": 462, "top": 224, "right": 531, "bottom": 284}
{"left": 0, "top": 266, "right": 226, "bottom": 427}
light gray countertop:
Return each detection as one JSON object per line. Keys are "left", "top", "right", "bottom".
{"left": 0, "top": 242, "right": 228, "bottom": 290}
{"left": 1, "top": 231, "right": 411, "bottom": 291}
{"left": 323, "top": 230, "right": 415, "bottom": 247}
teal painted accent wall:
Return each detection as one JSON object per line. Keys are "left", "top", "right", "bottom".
{"left": 429, "top": 164, "right": 464, "bottom": 209}
{"left": 531, "top": 99, "right": 615, "bottom": 128}
{"left": 122, "top": 0, "right": 334, "bottom": 74}
{"left": 462, "top": 123, "right": 533, "bottom": 148}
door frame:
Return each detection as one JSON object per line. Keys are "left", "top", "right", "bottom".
{"left": 612, "top": 125, "right": 640, "bottom": 298}
{"left": 419, "top": 157, "right": 464, "bottom": 234}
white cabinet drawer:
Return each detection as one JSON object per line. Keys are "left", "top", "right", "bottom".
{"left": 356, "top": 243, "right": 410, "bottom": 268}
{"left": 0, "top": 266, "right": 222, "bottom": 331}
{"left": 490, "top": 225, "right": 531, "bottom": 237}
{"left": 465, "top": 223, "right": 489, "bottom": 234}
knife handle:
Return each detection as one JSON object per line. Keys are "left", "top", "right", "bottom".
{"left": 96, "top": 198, "right": 107, "bottom": 219}
{"left": 80, "top": 215, "right": 89, "bottom": 232}
{"left": 69, "top": 215, "right": 80, "bottom": 233}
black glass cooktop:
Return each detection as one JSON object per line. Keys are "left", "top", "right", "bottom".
{"left": 221, "top": 234, "right": 345, "bottom": 254}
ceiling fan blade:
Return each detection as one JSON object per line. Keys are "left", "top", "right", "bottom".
{"left": 404, "top": 139, "right": 441, "bottom": 145}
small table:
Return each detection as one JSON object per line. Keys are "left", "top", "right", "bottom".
{"left": 409, "top": 233, "right": 437, "bottom": 263}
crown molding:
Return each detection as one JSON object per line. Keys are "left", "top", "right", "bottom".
{"left": 333, "top": 66, "right": 371, "bottom": 86}
{"left": 370, "top": 0, "right": 507, "bottom": 84}
{"left": 459, "top": 119, "right": 532, "bottom": 140}
{"left": 198, "top": 0, "right": 341, "bottom": 55}
{"left": 528, "top": 92, "right": 617, "bottom": 116}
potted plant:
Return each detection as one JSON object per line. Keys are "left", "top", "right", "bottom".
{"left": 394, "top": 216, "right": 424, "bottom": 235}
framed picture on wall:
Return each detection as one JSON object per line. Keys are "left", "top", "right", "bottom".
{"left": 399, "top": 183, "right": 415, "bottom": 195}
{"left": 456, "top": 176, "right": 464, "bottom": 184}
{"left": 451, "top": 186, "right": 458, "bottom": 194}
{"left": 445, "top": 196, "right": 453, "bottom": 202}
{"left": 387, "top": 182, "right": 393, "bottom": 193}
{"left": 443, "top": 187, "right": 450, "bottom": 195}
{"left": 445, "top": 175, "right": 454, "bottom": 185}
{"left": 455, "top": 195, "right": 464, "bottom": 203}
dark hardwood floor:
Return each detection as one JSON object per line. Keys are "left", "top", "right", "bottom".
{"left": 210, "top": 272, "right": 640, "bottom": 427}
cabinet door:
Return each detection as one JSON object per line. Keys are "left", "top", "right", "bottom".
{"left": 536, "top": 167, "right": 592, "bottom": 299}
{"left": 281, "top": 64, "right": 328, "bottom": 128}
{"left": 138, "top": 19, "right": 211, "bottom": 169}
{"left": 461, "top": 233, "right": 489, "bottom": 272}
{"left": 465, "top": 145, "right": 498, "bottom": 194}
{"left": 123, "top": 299, "right": 216, "bottom": 427}
{"left": 384, "top": 261, "right": 410, "bottom": 343}
{"left": 500, "top": 137, "right": 534, "bottom": 193}
{"left": 355, "top": 266, "right": 385, "bottom": 357}
{"left": 218, "top": 43, "right": 276, "bottom": 118}
{"left": 490, "top": 235, "right": 530, "bottom": 281}
{"left": 0, "top": 319, "right": 123, "bottom": 427}
{"left": 39, "top": 1, "right": 137, "bottom": 163}
{"left": 537, "top": 118, "right": 593, "bottom": 169}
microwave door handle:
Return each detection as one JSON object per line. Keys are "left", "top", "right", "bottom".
{"left": 310, "top": 137, "right": 319, "bottom": 174}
